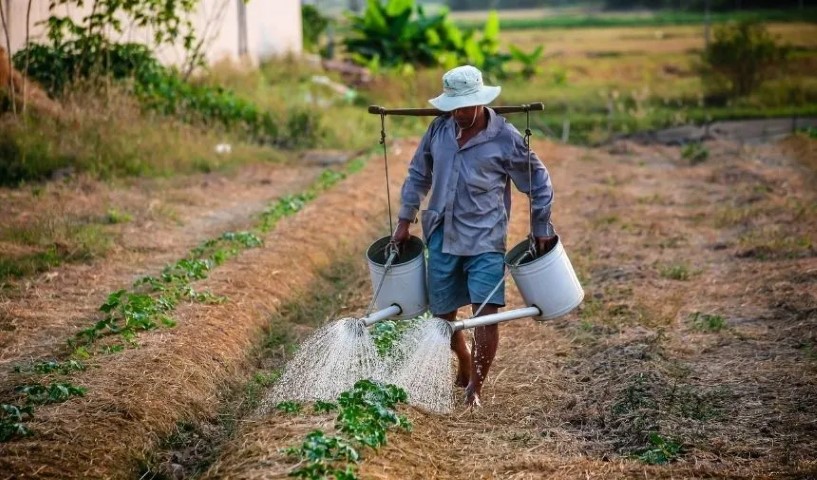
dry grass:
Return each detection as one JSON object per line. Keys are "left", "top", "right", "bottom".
{"left": 781, "top": 132, "right": 817, "bottom": 181}
{"left": 0, "top": 85, "right": 281, "bottom": 186}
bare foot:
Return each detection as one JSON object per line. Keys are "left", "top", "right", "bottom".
{"left": 455, "top": 369, "right": 470, "bottom": 388}
{"left": 464, "top": 384, "right": 481, "bottom": 407}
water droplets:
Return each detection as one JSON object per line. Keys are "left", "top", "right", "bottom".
{"left": 265, "top": 316, "right": 456, "bottom": 414}
{"left": 264, "top": 318, "right": 386, "bottom": 408}
{"left": 389, "top": 318, "right": 455, "bottom": 413}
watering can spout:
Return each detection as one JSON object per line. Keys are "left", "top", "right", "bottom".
{"left": 361, "top": 304, "right": 402, "bottom": 327}
{"left": 450, "top": 306, "right": 542, "bottom": 332}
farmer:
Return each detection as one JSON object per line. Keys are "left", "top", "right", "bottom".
{"left": 391, "top": 65, "right": 556, "bottom": 407}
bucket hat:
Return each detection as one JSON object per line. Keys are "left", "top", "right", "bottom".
{"left": 429, "top": 65, "right": 501, "bottom": 112}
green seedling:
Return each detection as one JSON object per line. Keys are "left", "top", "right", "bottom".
{"left": 259, "top": 168, "right": 348, "bottom": 233}
{"left": 276, "top": 401, "right": 302, "bottom": 414}
{"left": 13, "top": 360, "right": 86, "bottom": 375}
{"left": 636, "top": 433, "right": 682, "bottom": 464}
{"left": 690, "top": 312, "right": 726, "bottom": 332}
{"left": 18, "top": 382, "right": 87, "bottom": 405}
{"left": 105, "top": 209, "right": 133, "bottom": 224}
{"left": 660, "top": 263, "right": 691, "bottom": 281}
{"left": 1, "top": 404, "right": 33, "bottom": 442}
{"left": 681, "top": 142, "right": 709, "bottom": 164}
{"left": 285, "top": 430, "right": 360, "bottom": 463}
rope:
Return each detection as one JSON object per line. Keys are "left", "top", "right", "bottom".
{"left": 380, "top": 112, "right": 394, "bottom": 236}
{"left": 524, "top": 107, "right": 536, "bottom": 256}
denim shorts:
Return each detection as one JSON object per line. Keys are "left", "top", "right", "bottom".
{"left": 426, "top": 227, "right": 505, "bottom": 315}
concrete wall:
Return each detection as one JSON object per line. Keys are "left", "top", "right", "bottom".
{"left": 0, "top": 0, "right": 302, "bottom": 66}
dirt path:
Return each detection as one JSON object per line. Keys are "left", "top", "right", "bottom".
{"left": 0, "top": 162, "right": 322, "bottom": 368}
{"left": 201, "top": 139, "right": 817, "bottom": 478}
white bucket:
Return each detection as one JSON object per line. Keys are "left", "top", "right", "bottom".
{"left": 366, "top": 235, "right": 428, "bottom": 320}
{"left": 505, "top": 236, "right": 584, "bottom": 320}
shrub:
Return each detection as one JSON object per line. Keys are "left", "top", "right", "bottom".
{"left": 302, "top": 5, "right": 330, "bottom": 54}
{"left": 344, "top": 0, "right": 510, "bottom": 78}
{"left": 13, "top": 42, "right": 319, "bottom": 150}
{"left": 701, "top": 21, "right": 789, "bottom": 98}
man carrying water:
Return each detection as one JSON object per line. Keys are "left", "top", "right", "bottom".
{"left": 391, "top": 65, "right": 556, "bottom": 407}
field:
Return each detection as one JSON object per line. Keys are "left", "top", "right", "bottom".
{"left": 1, "top": 10, "right": 817, "bottom": 480}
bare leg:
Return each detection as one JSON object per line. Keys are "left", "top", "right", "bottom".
{"left": 465, "top": 304, "right": 499, "bottom": 406}
{"left": 438, "top": 310, "right": 471, "bottom": 387}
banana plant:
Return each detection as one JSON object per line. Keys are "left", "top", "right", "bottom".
{"left": 509, "top": 44, "right": 544, "bottom": 79}
{"left": 344, "top": 0, "right": 510, "bottom": 78}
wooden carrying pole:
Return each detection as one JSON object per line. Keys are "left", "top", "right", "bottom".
{"left": 368, "top": 102, "right": 544, "bottom": 116}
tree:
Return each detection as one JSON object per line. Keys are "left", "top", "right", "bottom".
{"left": 701, "top": 20, "right": 789, "bottom": 97}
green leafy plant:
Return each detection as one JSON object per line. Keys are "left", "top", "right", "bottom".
{"left": 14, "top": 41, "right": 320, "bottom": 150}
{"left": 276, "top": 401, "right": 303, "bottom": 414}
{"left": 259, "top": 170, "right": 347, "bottom": 232}
{"left": 284, "top": 380, "right": 410, "bottom": 478}
{"left": 17, "top": 382, "right": 87, "bottom": 405}
{"left": 335, "top": 380, "right": 411, "bottom": 448}
{"left": 344, "top": 0, "right": 509, "bottom": 78}
{"left": 285, "top": 430, "right": 360, "bottom": 471}
{"left": 636, "top": 433, "right": 682, "bottom": 465}
{"left": 0, "top": 404, "right": 33, "bottom": 442}
{"left": 509, "top": 45, "right": 544, "bottom": 79}
{"left": 370, "top": 321, "right": 401, "bottom": 357}
{"left": 13, "top": 360, "right": 86, "bottom": 375}
{"left": 302, "top": 5, "right": 330, "bottom": 54}
{"left": 11, "top": 0, "right": 200, "bottom": 104}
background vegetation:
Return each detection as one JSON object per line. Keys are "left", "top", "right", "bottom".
{"left": 1, "top": 0, "right": 815, "bottom": 186}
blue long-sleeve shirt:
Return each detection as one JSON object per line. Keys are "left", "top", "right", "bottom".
{"left": 398, "top": 107, "right": 555, "bottom": 256}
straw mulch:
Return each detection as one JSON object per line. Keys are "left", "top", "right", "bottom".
{"left": 0, "top": 142, "right": 413, "bottom": 478}
{"left": 200, "top": 139, "right": 817, "bottom": 479}
{"left": 0, "top": 163, "right": 317, "bottom": 372}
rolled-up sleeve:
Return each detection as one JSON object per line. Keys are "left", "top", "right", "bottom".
{"left": 505, "top": 132, "right": 555, "bottom": 237}
{"left": 398, "top": 128, "right": 434, "bottom": 222}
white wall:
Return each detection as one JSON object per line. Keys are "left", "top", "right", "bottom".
{"left": 247, "top": 0, "right": 302, "bottom": 59}
{"left": 0, "top": 0, "right": 302, "bottom": 66}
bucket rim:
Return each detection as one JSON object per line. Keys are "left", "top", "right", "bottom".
{"left": 366, "top": 235, "right": 425, "bottom": 266}
{"left": 504, "top": 235, "right": 562, "bottom": 268}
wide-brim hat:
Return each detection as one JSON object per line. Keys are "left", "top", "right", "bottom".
{"left": 429, "top": 65, "right": 501, "bottom": 112}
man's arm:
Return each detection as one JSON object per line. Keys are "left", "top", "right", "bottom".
{"left": 392, "top": 127, "right": 434, "bottom": 244}
{"left": 505, "top": 131, "right": 556, "bottom": 254}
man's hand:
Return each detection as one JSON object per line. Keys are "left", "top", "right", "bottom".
{"left": 535, "top": 235, "right": 558, "bottom": 257}
{"left": 391, "top": 219, "right": 412, "bottom": 247}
